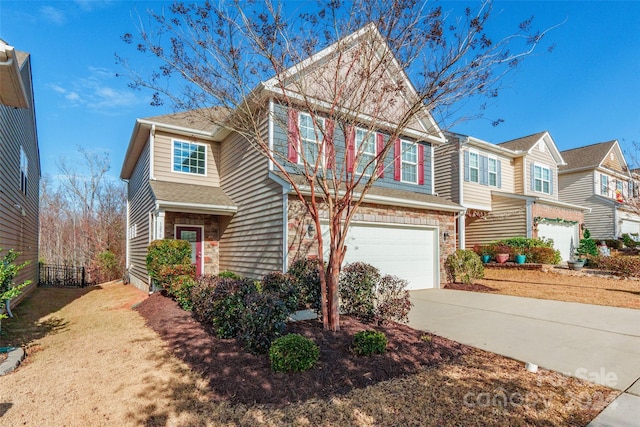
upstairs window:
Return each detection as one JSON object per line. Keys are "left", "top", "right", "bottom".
{"left": 600, "top": 174, "right": 609, "bottom": 196}
{"left": 173, "top": 141, "right": 206, "bottom": 175}
{"left": 468, "top": 151, "right": 479, "bottom": 183}
{"left": 20, "top": 146, "right": 28, "bottom": 195}
{"left": 533, "top": 164, "right": 551, "bottom": 194}
{"left": 355, "top": 128, "right": 376, "bottom": 176}
{"left": 488, "top": 157, "right": 498, "bottom": 187}
{"left": 298, "top": 112, "right": 324, "bottom": 166}
{"left": 616, "top": 180, "right": 624, "bottom": 195}
{"left": 401, "top": 140, "right": 418, "bottom": 183}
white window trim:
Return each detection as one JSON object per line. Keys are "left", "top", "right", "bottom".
{"left": 600, "top": 173, "right": 609, "bottom": 196}
{"left": 297, "top": 112, "right": 325, "bottom": 167}
{"left": 533, "top": 163, "right": 551, "bottom": 195}
{"left": 20, "top": 145, "right": 28, "bottom": 195}
{"left": 487, "top": 155, "right": 498, "bottom": 187}
{"left": 400, "top": 139, "right": 418, "bottom": 184}
{"left": 355, "top": 127, "right": 376, "bottom": 176}
{"left": 468, "top": 150, "right": 480, "bottom": 184}
{"left": 171, "top": 139, "right": 208, "bottom": 176}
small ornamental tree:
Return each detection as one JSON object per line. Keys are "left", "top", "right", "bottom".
{"left": 146, "top": 239, "right": 195, "bottom": 291}
{"left": 577, "top": 229, "right": 598, "bottom": 258}
{"left": 0, "top": 249, "right": 31, "bottom": 333}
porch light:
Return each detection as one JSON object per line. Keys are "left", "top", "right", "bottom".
{"left": 443, "top": 231, "right": 450, "bottom": 242}
{"left": 307, "top": 223, "right": 315, "bottom": 238}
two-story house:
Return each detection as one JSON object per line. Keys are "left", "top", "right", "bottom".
{"left": 121, "top": 24, "right": 463, "bottom": 292}
{"left": 559, "top": 141, "right": 640, "bottom": 240}
{"left": 0, "top": 40, "right": 40, "bottom": 304}
{"left": 435, "top": 131, "right": 589, "bottom": 261}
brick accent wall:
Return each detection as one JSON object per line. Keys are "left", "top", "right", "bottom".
{"left": 164, "top": 212, "right": 220, "bottom": 276}
{"left": 531, "top": 203, "right": 584, "bottom": 239}
{"left": 287, "top": 196, "right": 457, "bottom": 285}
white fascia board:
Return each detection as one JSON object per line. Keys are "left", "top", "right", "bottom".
{"left": 464, "top": 136, "right": 521, "bottom": 157}
{"left": 462, "top": 202, "right": 492, "bottom": 211}
{"left": 491, "top": 191, "right": 536, "bottom": 202}
{"left": 596, "top": 166, "right": 632, "bottom": 181}
{"left": 534, "top": 197, "right": 592, "bottom": 213}
{"left": 155, "top": 201, "right": 237, "bottom": 216}
{"left": 0, "top": 44, "right": 29, "bottom": 108}
{"left": 137, "top": 118, "right": 221, "bottom": 141}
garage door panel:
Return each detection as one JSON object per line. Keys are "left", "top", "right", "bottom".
{"left": 320, "top": 223, "right": 437, "bottom": 290}
{"left": 537, "top": 223, "right": 579, "bottom": 262}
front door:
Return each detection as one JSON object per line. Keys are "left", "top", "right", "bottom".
{"left": 176, "top": 226, "right": 203, "bottom": 276}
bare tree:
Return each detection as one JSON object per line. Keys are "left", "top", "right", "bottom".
{"left": 118, "top": 0, "right": 554, "bottom": 330}
{"left": 40, "top": 149, "right": 126, "bottom": 283}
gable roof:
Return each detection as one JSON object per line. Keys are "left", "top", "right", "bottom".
{"left": 261, "top": 23, "right": 444, "bottom": 144}
{"left": 497, "top": 131, "right": 566, "bottom": 165}
{"left": 558, "top": 140, "right": 625, "bottom": 173}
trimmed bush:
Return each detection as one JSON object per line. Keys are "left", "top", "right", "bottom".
{"left": 269, "top": 334, "right": 320, "bottom": 372}
{"left": 473, "top": 237, "right": 562, "bottom": 264}
{"left": 376, "top": 275, "right": 412, "bottom": 324}
{"left": 622, "top": 234, "right": 638, "bottom": 248}
{"left": 261, "top": 271, "right": 298, "bottom": 313}
{"left": 339, "top": 262, "right": 381, "bottom": 322}
{"left": 352, "top": 330, "right": 387, "bottom": 356}
{"left": 239, "top": 291, "right": 293, "bottom": 354}
{"left": 445, "top": 250, "right": 484, "bottom": 284}
{"left": 589, "top": 255, "right": 640, "bottom": 278}
{"left": 577, "top": 229, "right": 598, "bottom": 258}
{"left": 146, "top": 239, "right": 194, "bottom": 290}
{"left": 0, "top": 249, "right": 31, "bottom": 331}
{"left": 190, "top": 275, "right": 220, "bottom": 324}
{"left": 210, "top": 278, "right": 258, "bottom": 338}
{"left": 218, "top": 270, "right": 241, "bottom": 279}
{"left": 171, "top": 275, "right": 196, "bottom": 311}
{"left": 288, "top": 258, "right": 322, "bottom": 312}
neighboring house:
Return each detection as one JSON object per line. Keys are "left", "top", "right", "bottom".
{"left": 121, "top": 25, "right": 463, "bottom": 292}
{"left": 559, "top": 141, "right": 640, "bottom": 240}
{"left": 0, "top": 40, "right": 40, "bottom": 304}
{"left": 435, "top": 131, "right": 588, "bottom": 261}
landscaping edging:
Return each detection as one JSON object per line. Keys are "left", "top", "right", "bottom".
{"left": 0, "top": 347, "right": 25, "bottom": 376}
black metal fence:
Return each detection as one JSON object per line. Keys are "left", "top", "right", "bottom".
{"left": 38, "top": 264, "right": 87, "bottom": 288}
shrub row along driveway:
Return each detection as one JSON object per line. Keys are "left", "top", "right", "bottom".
{"left": 0, "top": 281, "right": 617, "bottom": 426}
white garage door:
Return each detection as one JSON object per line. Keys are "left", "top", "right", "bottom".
{"left": 620, "top": 220, "right": 640, "bottom": 236}
{"left": 537, "top": 222, "right": 579, "bottom": 262}
{"left": 321, "top": 222, "right": 438, "bottom": 290}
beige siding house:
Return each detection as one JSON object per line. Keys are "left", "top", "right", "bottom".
{"left": 436, "top": 131, "right": 588, "bottom": 261}
{"left": 0, "top": 40, "right": 40, "bottom": 305}
{"left": 121, "top": 24, "right": 464, "bottom": 292}
{"left": 559, "top": 141, "right": 640, "bottom": 240}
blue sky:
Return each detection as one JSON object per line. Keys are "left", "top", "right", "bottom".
{"left": 1, "top": 0, "right": 638, "bottom": 183}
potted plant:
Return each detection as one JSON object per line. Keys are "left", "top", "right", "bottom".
{"left": 514, "top": 243, "right": 526, "bottom": 265}
{"left": 567, "top": 241, "right": 585, "bottom": 271}
{"left": 495, "top": 244, "right": 510, "bottom": 264}
{"left": 478, "top": 245, "right": 492, "bottom": 263}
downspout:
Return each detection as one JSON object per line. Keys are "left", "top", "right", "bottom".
{"left": 458, "top": 139, "right": 467, "bottom": 249}
{"left": 526, "top": 200, "right": 533, "bottom": 238}
{"left": 268, "top": 99, "right": 274, "bottom": 172}
{"left": 149, "top": 124, "right": 156, "bottom": 180}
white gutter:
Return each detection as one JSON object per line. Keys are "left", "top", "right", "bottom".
{"left": 268, "top": 99, "right": 275, "bottom": 172}
{"left": 0, "top": 43, "right": 29, "bottom": 108}
{"left": 155, "top": 201, "right": 237, "bottom": 215}
{"left": 137, "top": 118, "right": 222, "bottom": 140}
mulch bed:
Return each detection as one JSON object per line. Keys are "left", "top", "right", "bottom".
{"left": 444, "top": 282, "right": 497, "bottom": 292}
{"left": 135, "top": 293, "right": 470, "bottom": 407}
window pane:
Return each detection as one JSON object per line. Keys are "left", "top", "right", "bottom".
{"left": 356, "top": 129, "right": 376, "bottom": 175}
{"left": 402, "top": 164, "right": 417, "bottom": 183}
{"left": 402, "top": 141, "right": 417, "bottom": 162}
{"left": 173, "top": 141, "right": 206, "bottom": 174}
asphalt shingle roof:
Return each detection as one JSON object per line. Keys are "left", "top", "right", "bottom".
{"left": 497, "top": 131, "right": 548, "bottom": 152}
{"left": 558, "top": 140, "right": 617, "bottom": 171}
{"left": 143, "top": 107, "right": 229, "bottom": 132}
{"left": 150, "top": 181, "right": 236, "bottom": 208}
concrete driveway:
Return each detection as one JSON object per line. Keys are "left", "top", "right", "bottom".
{"left": 409, "top": 289, "right": 640, "bottom": 396}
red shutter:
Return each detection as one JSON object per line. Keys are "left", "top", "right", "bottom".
{"left": 287, "top": 109, "right": 299, "bottom": 163}
{"left": 418, "top": 144, "right": 425, "bottom": 185}
{"left": 393, "top": 138, "right": 401, "bottom": 181}
{"left": 325, "top": 119, "right": 335, "bottom": 169}
{"left": 376, "top": 133, "right": 385, "bottom": 178}
{"left": 346, "top": 126, "right": 355, "bottom": 173}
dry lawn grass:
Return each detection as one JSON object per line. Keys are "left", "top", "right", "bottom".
{"left": 476, "top": 268, "right": 640, "bottom": 309}
{"left": 0, "top": 282, "right": 617, "bottom": 426}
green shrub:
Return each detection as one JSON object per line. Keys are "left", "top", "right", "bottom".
{"left": 218, "top": 270, "right": 241, "bottom": 279}
{"left": 339, "top": 262, "right": 381, "bottom": 322}
{"left": 171, "top": 275, "right": 196, "bottom": 311}
{"left": 96, "top": 250, "right": 121, "bottom": 281}
{"left": 269, "top": 334, "right": 320, "bottom": 372}
{"left": 288, "top": 258, "right": 322, "bottom": 312}
{"left": 239, "top": 291, "right": 293, "bottom": 354}
{"left": 622, "top": 234, "right": 639, "bottom": 248}
{"left": 445, "top": 250, "right": 484, "bottom": 284}
{"left": 0, "top": 249, "right": 31, "bottom": 331}
{"left": 210, "top": 278, "right": 258, "bottom": 338}
{"left": 352, "top": 330, "right": 387, "bottom": 356}
{"left": 146, "top": 240, "right": 193, "bottom": 290}
{"left": 476, "top": 238, "right": 561, "bottom": 264}
{"left": 261, "top": 271, "right": 298, "bottom": 313}
{"left": 526, "top": 246, "right": 561, "bottom": 264}
{"left": 190, "top": 275, "right": 220, "bottom": 323}
{"left": 577, "top": 229, "right": 598, "bottom": 258}
{"left": 376, "top": 275, "right": 412, "bottom": 324}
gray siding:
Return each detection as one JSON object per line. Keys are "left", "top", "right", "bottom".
{"left": 434, "top": 141, "right": 459, "bottom": 203}
{"left": 558, "top": 170, "right": 614, "bottom": 240}
{"left": 127, "top": 140, "right": 155, "bottom": 289}
{"left": 0, "top": 54, "right": 39, "bottom": 305}
{"left": 272, "top": 103, "right": 435, "bottom": 195}
{"left": 465, "top": 196, "right": 527, "bottom": 248}
{"left": 219, "top": 122, "right": 284, "bottom": 278}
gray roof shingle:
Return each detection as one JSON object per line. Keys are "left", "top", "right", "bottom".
{"left": 558, "top": 140, "right": 617, "bottom": 171}
{"left": 150, "top": 181, "right": 236, "bottom": 208}
{"left": 497, "top": 131, "right": 548, "bottom": 152}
